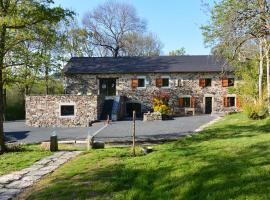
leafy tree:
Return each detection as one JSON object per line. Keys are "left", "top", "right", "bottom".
{"left": 201, "top": 0, "right": 270, "bottom": 116}
{"left": 122, "top": 32, "right": 163, "bottom": 56}
{"left": 0, "top": 0, "right": 73, "bottom": 152}
{"left": 169, "top": 47, "right": 186, "bottom": 56}
{"left": 83, "top": 0, "right": 146, "bottom": 58}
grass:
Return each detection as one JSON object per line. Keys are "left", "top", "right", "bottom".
{"left": 25, "top": 113, "right": 270, "bottom": 200}
{"left": 0, "top": 144, "right": 52, "bottom": 176}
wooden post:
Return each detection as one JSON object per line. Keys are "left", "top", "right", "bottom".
{"left": 50, "top": 135, "right": 58, "bottom": 152}
{"left": 132, "top": 110, "right": 136, "bottom": 156}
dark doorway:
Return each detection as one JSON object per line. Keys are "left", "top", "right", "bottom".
{"left": 99, "top": 78, "right": 116, "bottom": 96}
{"left": 126, "top": 102, "right": 142, "bottom": 118}
{"left": 205, "top": 97, "right": 212, "bottom": 114}
{"left": 100, "top": 99, "right": 114, "bottom": 120}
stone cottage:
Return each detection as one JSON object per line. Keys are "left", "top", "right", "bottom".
{"left": 26, "top": 55, "right": 239, "bottom": 127}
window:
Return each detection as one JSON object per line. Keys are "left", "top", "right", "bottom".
{"left": 138, "top": 78, "right": 145, "bottom": 88}
{"left": 228, "top": 78, "right": 234, "bottom": 87}
{"left": 183, "top": 97, "right": 191, "bottom": 107}
{"left": 179, "top": 97, "right": 191, "bottom": 108}
{"left": 199, "top": 78, "right": 211, "bottom": 87}
{"left": 60, "top": 105, "right": 75, "bottom": 117}
{"left": 205, "top": 79, "right": 212, "bottom": 87}
{"left": 156, "top": 76, "right": 170, "bottom": 88}
{"left": 224, "top": 97, "right": 235, "bottom": 107}
{"left": 162, "top": 78, "right": 169, "bottom": 87}
{"left": 222, "top": 78, "right": 235, "bottom": 87}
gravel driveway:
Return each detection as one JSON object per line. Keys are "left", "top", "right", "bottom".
{"left": 5, "top": 115, "right": 216, "bottom": 144}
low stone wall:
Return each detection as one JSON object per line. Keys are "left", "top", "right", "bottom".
{"left": 25, "top": 95, "right": 100, "bottom": 127}
{"left": 143, "top": 112, "right": 162, "bottom": 121}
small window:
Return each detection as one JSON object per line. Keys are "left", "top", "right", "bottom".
{"left": 162, "top": 78, "right": 169, "bottom": 87}
{"left": 205, "top": 79, "right": 211, "bottom": 87}
{"left": 183, "top": 97, "right": 191, "bottom": 108}
{"left": 138, "top": 78, "right": 145, "bottom": 88}
{"left": 227, "top": 97, "right": 235, "bottom": 107}
{"left": 60, "top": 105, "right": 75, "bottom": 117}
{"left": 228, "top": 78, "right": 234, "bottom": 87}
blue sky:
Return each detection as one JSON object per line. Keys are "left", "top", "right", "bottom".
{"left": 55, "top": 0, "right": 212, "bottom": 55}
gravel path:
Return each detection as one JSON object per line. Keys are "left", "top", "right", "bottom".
{"left": 0, "top": 151, "right": 81, "bottom": 200}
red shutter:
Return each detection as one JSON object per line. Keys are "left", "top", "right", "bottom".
{"left": 236, "top": 96, "right": 241, "bottom": 108}
{"left": 156, "top": 78, "right": 163, "bottom": 87}
{"left": 191, "top": 97, "right": 196, "bottom": 108}
{"left": 131, "top": 79, "right": 138, "bottom": 89}
{"left": 223, "top": 97, "right": 228, "bottom": 107}
{"left": 179, "top": 97, "right": 184, "bottom": 108}
{"left": 222, "top": 78, "right": 229, "bottom": 87}
{"left": 199, "top": 79, "right": 206, "bottom": 88}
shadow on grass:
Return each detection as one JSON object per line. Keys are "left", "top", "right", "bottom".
{"left": 27, "top": 115, "right": 270, "bottom": 199}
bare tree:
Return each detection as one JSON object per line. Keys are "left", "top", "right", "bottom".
{"left": 83, "top": 0, "right": 146, "bottom": 58}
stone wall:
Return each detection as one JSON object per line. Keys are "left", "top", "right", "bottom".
{"left": 65, "top": 72, "right": 239, "bottom": 114}
{"left": 25, "top": 95, "right": 101, "bottom": 127}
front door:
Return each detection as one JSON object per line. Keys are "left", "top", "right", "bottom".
{"left": 205, "top": 97, "right": 212, "bottom": 114}
{"left": 99, "top": 78, "right": 116, "bottom": 96}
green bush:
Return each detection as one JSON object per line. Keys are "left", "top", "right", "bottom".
{"left": 243, "top": 100, "right": 269, "bottom": 120}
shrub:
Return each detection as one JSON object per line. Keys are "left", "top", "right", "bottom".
{"left": 153, "top": 92, "right": 172, "bottom": 115}
{"left": 243, "top": 99, "right": 268, "bottom": 120}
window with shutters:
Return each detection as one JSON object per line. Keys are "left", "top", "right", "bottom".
{"left": 205, "top": 78, "right": 211, "bottom": 87}
{"left": 222, "top": 78, "right": 235, "bottom": 87}
{"left": 137, "top": 77, "right": 146, "bottom": 88}
{"left": 199, "top": 78, "right": 211, "bottom": 87}
{"left": 228, "top": 78, "right": 234, "bottom": 87}
{"left": 162, "top": 78, "right": 169, "bottom": 87}
{"left": 224, "top": 97, "right": 235, "bottom": 107}
{"left": 180, "top": 97, "right": 191, "bottom": 108}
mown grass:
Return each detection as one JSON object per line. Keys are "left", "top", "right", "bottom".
{"left": 26, "top": 113, "right": 270, "bottom": 200}
{"left": 0, "top": 144, "right": 52, "bottom": 176}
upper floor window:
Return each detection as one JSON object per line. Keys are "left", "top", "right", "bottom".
{"left": 131, "top": 76, "right": 146, "bottom": 89}
{"left": 161, "top": 77, "right": 170, "bottom": 87}
{"left": 156, "top": 76, "right": 170, "bottom": 88}
{"left": 138, "top": 78, "right": 145, "bottom": 88}
{"left": 222, "top": 78, "right": 235, "bottom": 87}
{"left": 199, "top": 78, "right": 212, "bottom": 88}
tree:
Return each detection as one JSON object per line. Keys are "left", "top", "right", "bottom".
{"left": 83, "top": 0, "right": 146, "bottom": 58}
{"left": 0, "top": 0, "right": 73, "bottom": 152}
{"left": 169, "top": 47, "right": 186, "bottom": 56}
{"left": 201, "top": 0, "right": 270, "bottom": 114}
{"left": 122, "top": 32, "right": 163, "bottom": 56}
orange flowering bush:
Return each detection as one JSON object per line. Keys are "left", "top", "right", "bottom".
{"left": 153, "top": 93, "right": 172, "bottom": 115}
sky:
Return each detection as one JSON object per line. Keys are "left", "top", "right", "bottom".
{"left": 55, "top": 0, "right": 212, "bottom": 55}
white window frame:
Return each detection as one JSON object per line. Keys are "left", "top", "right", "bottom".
{"left": 161, "top": 76, "right": 171, "bottom": 88}
{"left": 59, "top": 103, "right": 76, "bottom": 118}
{"left": 226, "top": 94, "right": 237, "bottom": 108}
{"left": 137, "top": 76, "right": 146, "bottom": 89}
{"left": 180, "top": 95, "right": 192, "bottom": 108}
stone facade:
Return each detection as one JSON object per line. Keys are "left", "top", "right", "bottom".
{"left": 65, "top": 72, "right": 239, "bottom": 114}
{"left": 25, "top": 95, "right": 102, "bottom": 127}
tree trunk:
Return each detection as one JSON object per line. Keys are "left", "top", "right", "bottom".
{"left": 0, "top": 25, "right": 7, "bottom": 152}
{"left": 259, "top": 39, "right": 264, "bottom": 101}
{"left": 266, "top": 49, "right": 270, "bottom": 113}
{"left": 45, "top": 65, "right": 49, "bottom": 95}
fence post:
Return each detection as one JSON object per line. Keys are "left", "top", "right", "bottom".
{"left": 132, "top": 110, "right": 136, "bottom": 156}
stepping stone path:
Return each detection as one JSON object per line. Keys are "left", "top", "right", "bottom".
{"left": 0, "top": 151, "right": 81, "bottom": 200}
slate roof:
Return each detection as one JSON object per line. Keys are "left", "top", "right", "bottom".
{"left": 64, "top": 56, "right": 231, "bottom": 74}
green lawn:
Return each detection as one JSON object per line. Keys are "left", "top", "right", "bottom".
{"left": 26, "top": 113, "right": 270, "bottom": 200}
{"left": 0, "top": 144, "right": 52, "bottom": 176}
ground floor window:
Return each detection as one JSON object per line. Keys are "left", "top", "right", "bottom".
{"left": 179, "top": 97, "right": 191, "bottom": 108}
{"left": 60, "top": 105, "right": 75, "bottom": 117}
{"left": 224, "top": 97, "right": 235, "bottom": 107}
